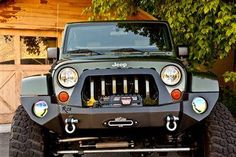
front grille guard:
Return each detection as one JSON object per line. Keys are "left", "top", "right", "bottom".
{"left": 69, "top": 68, "right": 172, "bottom": 106}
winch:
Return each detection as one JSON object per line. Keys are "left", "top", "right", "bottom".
{"left": 97, "top": 94, "right": 143, "bottom": 107}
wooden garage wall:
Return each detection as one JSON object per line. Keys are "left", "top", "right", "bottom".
{"left": 0, "top": 0, "right": 156, "bottom": 124}
{"left": 0, "top": 0, "right": 86, "bottom": 124}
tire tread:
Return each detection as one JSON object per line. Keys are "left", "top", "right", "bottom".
{"left": 9, "top": 105, "right": 44, "bottom": 157}
{"left": 206, "top": 103, "right": 236, "bottom": 157}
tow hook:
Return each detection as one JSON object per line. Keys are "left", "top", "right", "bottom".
{"left": 166, "top": 115, "right": 179, "bottom": 132}
{"left": 65, "top": 118, "right": 78, "bottom": 134}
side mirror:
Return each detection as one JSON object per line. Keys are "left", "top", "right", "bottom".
{"left": 177, "top": 46, "right": 189, "bottom": 58}
{"left": 47, "top": 47, "right": 59, "bottom": 60}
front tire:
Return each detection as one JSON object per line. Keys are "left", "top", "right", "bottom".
{"left": 9, "top": 105, "right": 46, "bottom": 157}
{"left": 200, "top": 103, "right": 236, "bottom": 157}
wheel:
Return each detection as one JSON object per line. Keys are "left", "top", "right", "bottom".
{"left": 9, "top": 105, "right": 58, "bottom": 157}
{"left": 197, "top": 103, "right": 236, "bottom": 157}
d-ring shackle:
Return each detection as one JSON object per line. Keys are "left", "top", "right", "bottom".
{"left": 65, "top": 118, "right": 78, "bottom": 134}
{"left": 166, "top": 115, "right": 179, "bottom": 132}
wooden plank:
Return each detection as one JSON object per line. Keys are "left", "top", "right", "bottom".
{"left": 15, "top": 1, "right": 91, "bottom": 8}
{"left": 15, "top": 71, "right": 21, "bottom": 110}
{"left": 57, "top": 31, "right": 62, "bottom": 47}
{"left": 0, "top": 3, "right": 91, "bottom": 13}
{"left": 0, "top": 72, "right": 15, "bottom": 89}
{"left": 0, "top": 71, "right": 17, "bottom": 114}
{"left": 0, "top": 23, "right": 64, "bottom": 31}
{"left": 0, "top": 95, "right": 15, "bottom": 112}
{"left": 4, "top": 17, "right": 87, "bottom": 26}
{"left": 0, "top": 113, "right": 14, "bottom": 124}
{"left": 14, "top": 35, "right": 20, "bottom": 65}
{"left": 13, "top": 11, "right": 89, "bottom": 19}
{"left": 10, "top": 6, "right": 88, "bottom": 15}
{"left": 0, "top": 65, "right": 51, "bottom": 71}
{"left": 12, "top": 4, "right": 90, "bottom": 11}
{"left": 20, "top": 65, "right": 51, "bottom": 71}
{"left": 0, "top": 29, "right": 61, "bottom": 37}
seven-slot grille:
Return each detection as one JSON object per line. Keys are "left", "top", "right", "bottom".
{"left": 82, "top": 75, "right": 159, "bottom": 107}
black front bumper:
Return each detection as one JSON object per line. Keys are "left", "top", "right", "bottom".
{"left": 21, "top": 92, "right": 218, "bottom": 135}
{"left": 59, "top": 103, "right": 180, "bottom": 129}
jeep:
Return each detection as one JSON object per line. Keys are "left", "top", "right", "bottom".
{"left": 9, "top": 21, "right": 236, "bottom": 157}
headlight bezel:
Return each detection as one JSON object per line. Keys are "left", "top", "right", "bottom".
{"left": 57, "top": 67, "right": 79, "bottom": 88}
{"left": 160, "top": 65, "right": 182, "bottom": 86}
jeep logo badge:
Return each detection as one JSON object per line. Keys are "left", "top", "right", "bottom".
{"left": 112, "top": 62, "right": 128, "bottom": 68}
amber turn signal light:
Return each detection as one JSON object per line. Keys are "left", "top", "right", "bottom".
{"left": 171, "top": 89, "right": 182, "bottom": 101}
{"left": 58, "top": 91, "right": 69, "bottom": 102}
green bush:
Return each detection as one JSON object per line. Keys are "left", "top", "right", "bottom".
{"left": 224, "top": 72, "right": 236, "bottom": 83}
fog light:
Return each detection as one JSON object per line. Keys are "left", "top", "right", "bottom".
{"left": 33, "top": 101, "right": 48, "bottom": 118}
{"left": 192, "top": 97, "right": 207, "bottom": 114}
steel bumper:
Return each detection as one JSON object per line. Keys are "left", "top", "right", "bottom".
{"left": 21, "top": 92, "right": 218, "bottom": 134}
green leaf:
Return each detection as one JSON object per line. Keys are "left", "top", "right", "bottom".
{"left": 204, "top": 5, "right": 210, "bottom": 14}
{"left": 224, "top": 72, "right": 236, "bottom": 83}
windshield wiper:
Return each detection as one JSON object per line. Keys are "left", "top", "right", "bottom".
{"left": 111, "top": 48, "right": 170, "bottom": 56}
{"left": 111, "top": 48, "right": 151, "bottom": 56}
{"left": 67, "top": 49, "right": 104, "bottom": 56}
{"left": 112, "top": 48, "right": 144, "bottom": 53}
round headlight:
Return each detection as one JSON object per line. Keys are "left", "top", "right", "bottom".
{"left": 161, "top": 65, "right": 181, "bottom": 86}
{"left": 58, "top": 67, "right": 78, "bottom": 88}
{"left": 33, "top": 101, "right": 48, "bottom": 118}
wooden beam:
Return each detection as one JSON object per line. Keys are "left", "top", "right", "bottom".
{"left": 0, "top": 65, "right": 51, "bottom": 71}
{"left": 0, "top": 29, "right": 62, "bottom": 37}
{"left": 0, "top": 24, "right": 65, "bottom": 31}
{"left": 14, "top": 35, "right": 20, "bottom": 65}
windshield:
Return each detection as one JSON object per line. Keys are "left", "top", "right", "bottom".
{"left": 64, "top": 22, "right": 173, "bottom": 56}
